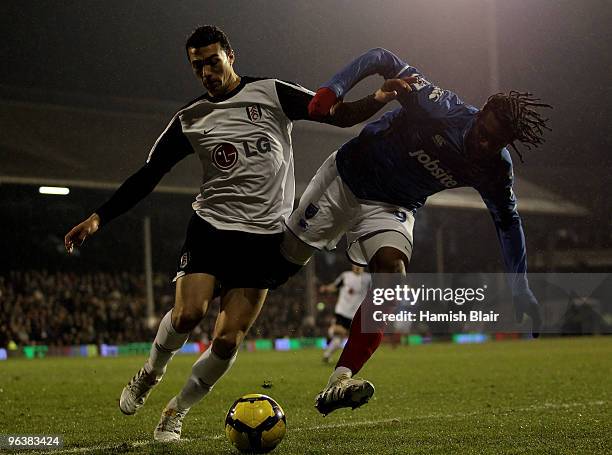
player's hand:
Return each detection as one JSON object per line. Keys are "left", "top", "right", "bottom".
{"left": 308, "top": 87, "right": 338, "bottom": 120}
{"left": 64, "top": 213, "right": 101, "bottom": 254}
{"left": 318, "top": 284, "right": 334, "bottom": 294}
{"left": 374, "top": 76, "right": 419, "bottom": 103}
{"left": 319, "top": 284, "right": 331, "bottom": 294}
{"left": 513, "top": 289, "right": 542, "bottom": 338}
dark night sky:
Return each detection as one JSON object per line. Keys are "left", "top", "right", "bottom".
{"left": 1, "top": 0, "right": 611, "bottom": 214}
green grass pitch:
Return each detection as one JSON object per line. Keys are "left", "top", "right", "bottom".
{"left": 1, "top": 337, "right": 610, "bottom": 454}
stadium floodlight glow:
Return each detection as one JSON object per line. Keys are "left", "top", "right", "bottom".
{"left": 39, "top": 186, "right": 70, "bottom": 195}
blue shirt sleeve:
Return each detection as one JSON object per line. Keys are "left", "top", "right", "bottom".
{"left": 322, "top": 48, "right": 418, "bottom": 98}
{"left": 477, "top": 150, "right": 530, "bottom": 296}
{"left": 322, "top": 48, "right": 471, "bottom": 127}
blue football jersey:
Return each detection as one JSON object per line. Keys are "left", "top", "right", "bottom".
{"left": 326, "top": 49, "right": 514, "bottom": 217}
{"left": 321, "top": 48, "right": 531, "bottom": 295}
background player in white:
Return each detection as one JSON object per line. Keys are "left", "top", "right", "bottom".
{"left": 64, "top": 26, "right": 406, "bottom": 441}
{"left": 319, "top": 265, "right": 371, "bottom": 363}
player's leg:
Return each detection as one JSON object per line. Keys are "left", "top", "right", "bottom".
{"left": 326, "top": 322, "right": 335, "bottom": 345}
{"left": 316, "top": 245, "right": 408, "bottom": 415}
{"left": 155, "top": 287, "right": 267, "bottom": 441}
{"left": 120, "top": 214, "right": 218, "bottom": 416}
{"left": 147, "top": 274, "right": 216, "bottom": 374}
{"left": 335, "top": 245, "right": 408, "bottom": 376}
{"left": 323, "top": 319, "right": 349, "bottom": 363}
{"left": 179, "top": 287, "right": 267, "bottom": 407}
{"left": 119, "top": 273, "right": 215, "bottom": 416}
{"left": 316, "top": 243, "right": 409, "bottom": 415}
{"left": 316, "top": 207, "right": 414, "bottom": 415}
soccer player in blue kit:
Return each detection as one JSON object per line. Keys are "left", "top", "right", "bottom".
{"left": 278, "top": 48, "right": 552, "bottom": 415}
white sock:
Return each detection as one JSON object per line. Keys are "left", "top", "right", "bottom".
{"left": 327, "top": 366, "right": 352, "bottom": 388}
{"left": 144, "top": 310, "right": 190, "bottom": 376}
{"left": 165, "top": 396, "right": 189, "bottom": 416}
{"left": 323, "top": 336, "right": 342, "bottom": 358}
{"left": 176, "top": 347, "right": 237, "bottom": 410}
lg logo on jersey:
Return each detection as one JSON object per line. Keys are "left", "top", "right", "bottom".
{"left": 242, "top": 137, "right": 272, "bottom": 157}
{"left": 211, "top": 137, "right": 273, "bottom": 170}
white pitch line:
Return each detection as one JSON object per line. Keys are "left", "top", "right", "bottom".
{"left": 13, "top": 400, "right": 607, "bottom": 454}
{"left": 294, "top": 400, "right": 606, "bottom": 431}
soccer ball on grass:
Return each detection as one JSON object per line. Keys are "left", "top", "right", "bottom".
{"left": 225, "top": 394, "right": 286, "bottom": 453}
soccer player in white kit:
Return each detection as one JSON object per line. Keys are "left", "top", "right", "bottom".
{"left": 64, "top": 26, "right": 406, "bottom": 441}
{"left": 319, "top": 265, "right": 371, "bottom": 363}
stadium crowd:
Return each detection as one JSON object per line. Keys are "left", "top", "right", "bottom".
{"left": 0, "top": 270, "right": 329, "bottom": 349}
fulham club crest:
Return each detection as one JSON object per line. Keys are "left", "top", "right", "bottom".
{"left": 246, "top": 104, "right": 263, "bottom": 122}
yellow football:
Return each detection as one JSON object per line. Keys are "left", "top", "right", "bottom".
{"left": 225, "top": 394, "right": 286, "bottom": 453}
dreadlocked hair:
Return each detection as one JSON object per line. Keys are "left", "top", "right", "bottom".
{"left": 483, "top": 91, "right": 552, "bottom": 163}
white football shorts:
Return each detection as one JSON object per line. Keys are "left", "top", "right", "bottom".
{"left": 285, "top": 151, "right": 415, "bottom": 265}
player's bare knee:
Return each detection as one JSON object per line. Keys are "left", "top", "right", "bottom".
{"left": 212, "top": 331, "right": 244, "bottom": 358}
{"left": 369, "top": 247, "right": 407, "bottom": 274}
{"left": 171, "top": 305, "right": 204, "bottom": 333}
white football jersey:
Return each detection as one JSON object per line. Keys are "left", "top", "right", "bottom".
{"left": 148, "top": 77, "right": 315, "bottom": 234}
{"left": 334, "top": 271, "right": 372, "bottom": 319}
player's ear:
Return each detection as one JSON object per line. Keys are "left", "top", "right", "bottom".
{"left": 227, "top": 49, "right": 235, "bottom": 66}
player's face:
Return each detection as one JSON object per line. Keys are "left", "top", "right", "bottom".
{"left": 188, "top": 43, "right": 237, "bottom": 97}
{"left": 352, "top": 265, "right": 363, "bottom": 274}
{"left": 469, "top": 110, "right": 509, "bottom": 158}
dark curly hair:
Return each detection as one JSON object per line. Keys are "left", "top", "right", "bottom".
{"left": 483, "top": 91, "right": 552, "bottom": 162}
{"left": 185, "top": 25, "right": 233, "bottom": 59}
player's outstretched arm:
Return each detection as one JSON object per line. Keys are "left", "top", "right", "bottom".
{"left": 319, "top": 273, "right": 346, "bottom": 294}
{"left": 276, "top": 77, "right": 412, "bottom": 128}
{"left": 64, "top": 116, "right": 193, "bottom": 254}
{"left": 479, "top": 185, "right": 529, "bottom": 288}
{"left": 479, "top": 177, "right": 541, "bottom": 333}
{"left": 308, "top": 48, "right": 418, "bottom": 119}
{"left": 63, "top": 163, "right": 167, "bottom": 254}
{"left": 325, "top": 76, "right": 418, "bottom": 126}
{"left": 485, "top": 203, "right": 541, "bottom": 331}
{"left": 319, "top": 283, "right": 338, "bottom": 294}
{"left": 325, "top": 48, "right": 417, "bottom": 100}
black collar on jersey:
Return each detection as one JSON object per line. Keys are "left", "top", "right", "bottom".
{"left": 202, "top": 76, "right": 255, "bottom": 103}
{"left": 177, "top": 76, "right": 267, "bottom": 111}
